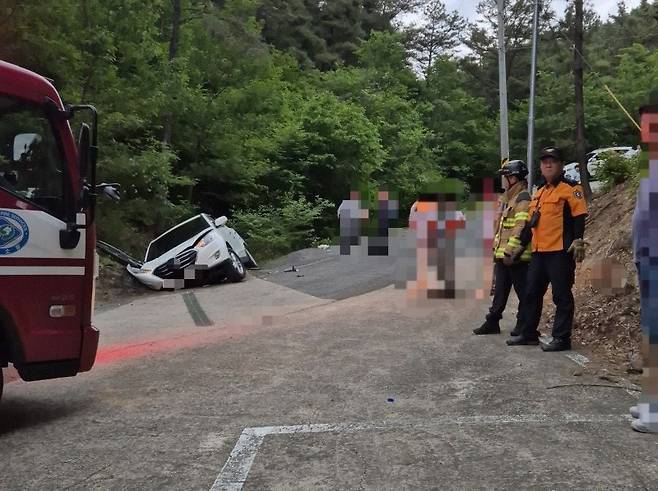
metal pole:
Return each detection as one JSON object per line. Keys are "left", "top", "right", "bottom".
{"left": 526, "top": 0, "right": 540, "bottom": 192}
{"left": 497, "top": 0, "right": 509, "bottom": 166}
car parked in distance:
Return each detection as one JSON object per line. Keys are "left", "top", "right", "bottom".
{"left": 561, "top": 146, "right": 640, "bottom": 194}
{"left": 586, "top": 146, "right": 640, "bottom": 179}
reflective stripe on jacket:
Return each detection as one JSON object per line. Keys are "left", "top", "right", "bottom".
{"left": 493, "top": 181, "right": 532, "bottom": 262}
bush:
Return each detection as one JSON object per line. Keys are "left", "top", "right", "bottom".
{"left": 231, "top": 193, "right": 334, "bottom": 260}
{"left": 95, "top": 143, "right": 196, "bottom": 257}
{"left": 596, "top": 151, "right": 641, "bottom": 191}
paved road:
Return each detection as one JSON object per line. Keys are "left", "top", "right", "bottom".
{"left": 252, "top": 245, "right": 399, "bottom": 300}
{"left": 1, "top": 251, "right": 656, "bottom": 489}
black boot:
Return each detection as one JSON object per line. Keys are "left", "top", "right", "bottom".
{"left": 540, "top": 337, "right": 571, "bottom": 351}
{"left": 473, "top": 321, "right": 501, "bottom": 335}
{"left": 506, "top": 334, "right": 540, "bottom": 346}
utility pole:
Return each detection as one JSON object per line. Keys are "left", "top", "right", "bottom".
{"left": 574, "top": 0, "right": 592, "bottom": 201}
{"left": 527, "top": 0, "right": 540, "bottom": 192}
{"left": 497, "top": 0, "right": 509, "bottom": 167}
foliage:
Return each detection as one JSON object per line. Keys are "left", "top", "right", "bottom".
{"left": 596, "top": 151, "right": 642, "bottom": 191}
{"left": 408, "top": 0, "right": 466, "bottom": 75}
{"left": 231, "top": 193, "right": 333, "bottom": 259}
{"left": 1, "top": 0, "right": 656, "bottom": 260}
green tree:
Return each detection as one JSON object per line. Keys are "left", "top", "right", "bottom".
{"left": 257, "top": 0, "right": 328, "bottom": 68}
{"left": 409, "top": 0, "right": 466, "bottom": 75}
{"left": 314, "top": 0, "right": 365, "bottom": 69}
{"left": 422, "top": 58, "right": 498, "bottom": 184}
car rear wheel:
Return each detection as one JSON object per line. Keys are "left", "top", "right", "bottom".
{"left": 226, "top": 249, "right": 246, "bottom": 283}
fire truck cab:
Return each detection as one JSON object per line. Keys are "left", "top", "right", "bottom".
{"left": 0, "top": 61, "right": 114, "bottom": 399}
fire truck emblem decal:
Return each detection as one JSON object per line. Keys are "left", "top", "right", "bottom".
{"left": 0, "top": 210, "right": 29, "bottom": 255}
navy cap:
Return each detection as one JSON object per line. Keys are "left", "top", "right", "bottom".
{"left": 539, "top": 147, "right": 563, "bottom": 162}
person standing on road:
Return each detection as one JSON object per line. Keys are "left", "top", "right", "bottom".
{"left": 338, "top": 191, "right": 368, "bottom": 255}
{"left": 474, "top": 160, "right": 532, "bottom": 335}
{"left": 629, "top": 97, "right": 658, "bottom": 434}
{"left": 507, "top": 147, "right": 588, "bottom": 351}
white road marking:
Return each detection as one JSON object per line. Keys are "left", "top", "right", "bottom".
{"left": 209, "top": 413, "right": 626, "bottom": 490}
{"left": 565, "top": 352, "right": 590, "bottom": 367}
{"left": 210, "top": 429, "right": 264, "bottom": 491}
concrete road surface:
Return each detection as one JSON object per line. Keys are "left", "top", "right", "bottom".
{"left": 1, "top": 252, "right": 657, "bottom": 490}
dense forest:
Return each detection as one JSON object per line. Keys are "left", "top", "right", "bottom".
{"left": 1, "top": 0, "right": 656, "bottom": 257}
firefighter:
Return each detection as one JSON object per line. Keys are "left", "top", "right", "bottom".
{"left": 507, "top": 147, "right": 588, "bottom": 351}
{"left": 474, "top": 160, "right": 532, "bottom": 335}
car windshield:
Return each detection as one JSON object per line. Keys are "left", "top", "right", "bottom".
{"left": 146, "top": 215, "right": 210, "bottom": 261}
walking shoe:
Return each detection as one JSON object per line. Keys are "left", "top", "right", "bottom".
{"left": 506, "top": 335, "right": 540, "bottom": 346}
{"left": 631, "top": 419, "right": 658, "bottom": 434}
{"left": 473, "top": 322, "right": 501, "bottom": 335}
{"left": 540, "top": 337, "right": 571, "bottom": 351}
{"left": 630, "top": 406, "right": 640, "bottom": 419}
{"left": 510, "top": 325, "right": 522, "bottom": 337}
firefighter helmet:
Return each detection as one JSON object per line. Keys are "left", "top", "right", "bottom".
{"left": 499, "top": 159, "right": 528, "bottom": 179}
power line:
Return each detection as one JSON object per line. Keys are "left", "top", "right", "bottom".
{"left": 556, "top": 34, "right": 641, "bottom": 132}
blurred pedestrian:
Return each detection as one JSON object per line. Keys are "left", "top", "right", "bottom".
{"left": 629, "top": 95, "right": 658, "bottom": 434}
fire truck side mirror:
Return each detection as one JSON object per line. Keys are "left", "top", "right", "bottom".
{"left": 97, "top": 182, "right": 121, "bottom": 202}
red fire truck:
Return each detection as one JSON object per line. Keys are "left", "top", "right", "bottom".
{"left": 0, "top": 61, "right": 117, "bottom": 399}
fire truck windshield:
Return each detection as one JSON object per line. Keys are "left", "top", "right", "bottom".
{"left": 0, "top": 95, "right": 68, "bottom": 218}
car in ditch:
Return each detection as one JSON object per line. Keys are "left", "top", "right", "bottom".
{"left": 127, "top": 214, "right": 257, "bottom": 290}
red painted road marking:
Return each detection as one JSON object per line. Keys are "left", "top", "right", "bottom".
{"left": 4, "top": 321, "right": 272, "bottom": 385}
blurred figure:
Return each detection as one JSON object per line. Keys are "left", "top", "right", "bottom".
{"left": 338, "top": 190, "right": 368, "bottom": 255}
{"left": 405, "top": 179, "right": 495, "bottom": 304}
{"left": 474, "top": 160, "right": 531, "bottom": 336}
{"left": 589, "top": 258, "right": 626, "bottom": 295}
{"left": 630, "top": 95, "right": 658, "bottom": 434}
{"left": 368, "top": 190, "right": 398, "bottom": 256}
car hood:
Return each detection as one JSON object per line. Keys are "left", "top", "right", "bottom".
{"left": 141, "top": 229, "right": 212, "bottom": 269}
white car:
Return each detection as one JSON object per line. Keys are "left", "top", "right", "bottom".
{"left": 562, "top": 146, "right": 640, "bottom": 194}
{"left": 563, "top": 161, "right": 605, "bottom": 193}
{"left": 586, "top": 146, "right": 640, "bottom": 169}
{"left": 127, "top": 213, "right": 257, "bottom": 290}
{"left": 563, "top": 162, "right": 582, "bottom": 182}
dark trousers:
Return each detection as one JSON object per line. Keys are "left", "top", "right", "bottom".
{"left": 521, "top": 251, "right": 576, "bottom": 340}
{"left": 486, "top": 260, "right": 528, "bottom": 327}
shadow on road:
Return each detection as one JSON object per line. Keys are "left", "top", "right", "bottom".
{"left": 0, "top": 396, "right": 86, "bottom": 435}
